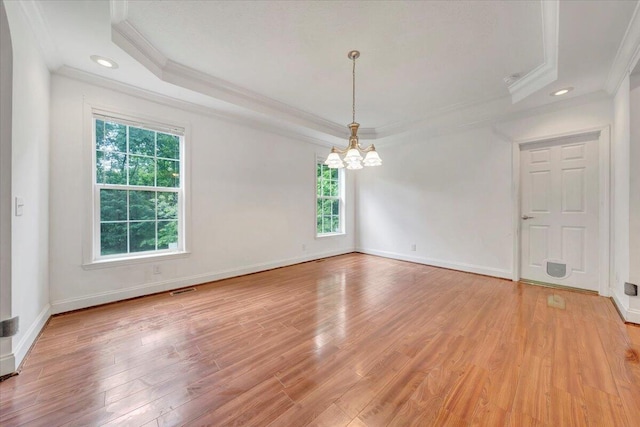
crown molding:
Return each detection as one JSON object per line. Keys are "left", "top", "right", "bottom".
{"left": 110, "top": 0, "right": 128, "bottom": 24}
{"left": 15, "top": 0, "right": 62, "bottom": 71}
{"left": 110, "top": 2, "right": 347, "bottom": 140}
{"left": 605, "top": 0, "right": 640, "bottom": 95}
{"left": 54, "top": 66, "right": 341, "bottom": 149}
{"left": 507, "top": 0, "right": 559, "bottom": 103}
{"left": 374, "top": 90, "right": 609, "bottom": 147}
{"left": 374, "top": 93, "right": 509, "bottom": 139}
{"left": 107, "top": 0, "right": 566, "bottom": 141}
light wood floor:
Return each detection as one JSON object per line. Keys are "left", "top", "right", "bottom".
{"left": 1, "top": 253, "right": 639, "bottom": 426}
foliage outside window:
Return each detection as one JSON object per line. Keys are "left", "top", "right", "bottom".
{"left": 94, "top": 115, "right": 183, "bottom": 258}
{"left": 316, "top": 162, "right": 343, "bottom": 235}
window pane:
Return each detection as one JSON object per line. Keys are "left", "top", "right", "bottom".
{"left": 316, "top": 216, "right": 322, "bottom": 234}
{"left": 322, "top": 199, "right": 332, "bottom": 215}
{"left": 317, "top": 178, "right": 322, "bottom": 196}
{"left": 332, "top": 216, "right": 340, "bottom": 232}
{"left": 322, "top": 217, "right": 333, "bottom": 234}
{"left": 158, "top": 220, "right": 178, "bottom": 250}
{"left": 96, "top": 120, "right": 104, "bottom": 147}
{"left": 128, "top": 155, "right": 156, "bottom": 186}
{"left": 322, "top": 165, "right": 332, "bottom": 181}
{"left": 332, "top": 199, "right": 340, "bottom": 215}
{"left": 129, "top": 190, "right": 156, "bottom": 221}
{"left": 157, "top": 192, "right": 178, "bottom": 220}
{"left": 328, "top": 180, "right": 338, "bottom": 197}
{"left": 331, "top": 168, "right": 338, "bottom": 180}
{"left": 100, "top": 189, "right": 127, "bottom": 221}
{"left": 130, "top": 221, "right": 156, "bottom": 252}
{"left": 317, "top": 163, "right": 322, "bottom": 178}
{"left": 99, "top": 121, "right": 126, "bottom": 152}
{"left": 96, "top": 151, "right": 126, "bottom": 184}
{"left": 101, "top": 222, "right": 127, "bottom": 255}
{"left": 129, "top": 127, "right": 155, "bottom": 157}
{"left": 157, "top": 133, "right": 180, "bottom": 160}
{"left": 157, "top": 159, "right": 180, "bottom": 187}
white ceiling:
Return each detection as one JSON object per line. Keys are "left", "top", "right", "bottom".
{"left": 23, "top": 0, "right": 640, "bottom": 142}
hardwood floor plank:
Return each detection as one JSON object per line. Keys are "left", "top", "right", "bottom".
{"left": 305, "top": 402, "right": 352, "bottom": 427}
{"left": 0, "top": 253, "right": 637, "bottom": 426}
{"left": 335, "top": 350, "right": 411, "bottom": 418}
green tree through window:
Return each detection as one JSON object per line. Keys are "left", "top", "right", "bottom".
{"left": 95, "top": 116, "right": 182, "bottom": 257}
{"left": 316, "top": 162, "right": 342, "bottom": 235}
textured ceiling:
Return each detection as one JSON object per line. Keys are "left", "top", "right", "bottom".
{"left": 26, "top": 0, "right": 640, "bottom": 141}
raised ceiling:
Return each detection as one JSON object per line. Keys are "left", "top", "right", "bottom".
{"left": 21, "top": 0, "right": 640, "bottom": 143}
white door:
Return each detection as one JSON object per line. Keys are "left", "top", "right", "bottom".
{"left": 520, "top": 135, "right": 599, "bottom": 291}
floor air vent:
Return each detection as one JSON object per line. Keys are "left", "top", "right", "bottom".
{"left": 170, "top": 288, "right": 196, "bottom": 296}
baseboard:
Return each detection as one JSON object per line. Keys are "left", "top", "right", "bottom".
{"left": 356, "top": 247, "right": 512, "bottom": 280}
{"left": 13, "top": 303, "right": 51, "bottom": 370}
{"left": 611, "top": 289, "right": 640, "bottom": 324}
{"left": 51, "top": 248, "right": 354, "bottom": 314}
{"left": 0, "top": 352, "right": 16, "bottom": 377}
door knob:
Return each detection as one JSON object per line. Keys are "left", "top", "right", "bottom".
{"left": 521, "top": 215, "right": 535, "bottom": 220}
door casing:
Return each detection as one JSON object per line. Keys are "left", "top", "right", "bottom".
{"left": 511, "top": 126, "right": 611, "bottom": 296}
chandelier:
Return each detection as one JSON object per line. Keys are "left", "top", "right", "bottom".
{"left": 325, "top": 50, "right": 382, "bottom": 170}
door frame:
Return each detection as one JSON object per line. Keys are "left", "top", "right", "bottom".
{"left": 511, "top": 126, "right": 611, "bottom": 296}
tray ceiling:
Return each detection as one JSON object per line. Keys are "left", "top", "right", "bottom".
{"left": 20, "top": 0, "right": 640, "bottom": 142}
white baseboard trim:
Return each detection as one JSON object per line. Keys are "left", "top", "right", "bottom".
{"left": 13, "top": 303, "right": 51, "bottom": 370}
{"left": 0, "top": 352, "right": 16, "bottom": 377}
{"left": 356, "top": 247, "right": 512, "bottom": 280}
{"left": 51, "top": 248, "right": 354, "bottom": 314}
{"left": 611, "top": 289, "right": 640, "bottom": 324}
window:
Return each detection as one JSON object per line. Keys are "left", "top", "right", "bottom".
{"left": 93, "top": 113, "right": 184, "bottom": 260}
{"left": 316, "top": 161, "right": 343, "bottom": 235}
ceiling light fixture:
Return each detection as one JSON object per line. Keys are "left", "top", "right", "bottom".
{"left": 551, "top": 87, "right": 573, "bottom": 96}
{"left": 325, "top": 50, "right": 381, "bottom": 170}
{"left": 90, "top": 55, "right": 119, "bottom": 69}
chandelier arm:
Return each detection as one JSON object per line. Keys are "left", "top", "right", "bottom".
{"left": 331, "top": 146, "right": 350, "bottom": 155}
{"left": 357, "top": 143, "right": 377, "bottom": 153}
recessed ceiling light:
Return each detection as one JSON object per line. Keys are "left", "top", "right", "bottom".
{"left": 551, "top": 87, "right": 573, "bottom": 96}
{"left": 90, "top": 55, "right": 118, "bottom": 69}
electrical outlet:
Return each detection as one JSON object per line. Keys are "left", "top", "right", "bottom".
{"left": 153, "top": 265, "right": 161, "bottom": 275}
{"left": 411, "top": 243, "right": 416, "bottom": 251}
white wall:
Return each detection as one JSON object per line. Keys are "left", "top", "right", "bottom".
{"left": 629, "top": 74, "right": 640, "bottom": 311}
{"left": 3, "top": 1, "right": 51, "bottom": 373}
{"left": 356, "top": 126, "right": 513, "bottom": 278}
{"left": 613, "top": 75, "right": 632, "bottom": 315}
{"left": 357, "top": 97, "right": 613, "bottom": 281}
{"left": 0, "top": 0, "right": 13, "bottom": 376}
{"left": 49, "top": 75, "right": 355, "bottom": 313}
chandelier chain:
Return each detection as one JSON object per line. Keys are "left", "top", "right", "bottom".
{"left": 352, "top": 55, "right": 356, "bottom": 124}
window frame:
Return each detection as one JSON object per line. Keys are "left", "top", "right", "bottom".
{"left": 315, "top": 157, "right": 345, "bottom": 237}
{"left": 83, "top": 105, "right": 191, "bottom": 269}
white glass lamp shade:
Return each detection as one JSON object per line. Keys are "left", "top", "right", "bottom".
{"left": 344, "top": 148, "right": 363, "bottom": 163}
{"left": 363, "top": 150, "right": 382, "bottom": 167}
{"left": 346, "top": 159, "right": 363, "bottom": 170}
{"left": 325, "top": 152, "right": 344, "bottom": 169}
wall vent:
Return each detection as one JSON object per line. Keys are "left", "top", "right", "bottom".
{"left": 170, "top": 288, "right": 196, "bottom": 296}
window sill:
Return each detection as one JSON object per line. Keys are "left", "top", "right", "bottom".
{"left": 315, "top": 232, "right": 346, "bottom": 239}
{"left": 82, "top": 251, "right": 191, "bottom": 270}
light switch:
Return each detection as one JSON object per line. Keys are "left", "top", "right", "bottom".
{"left": 15, "top": 197, "right": 24, "bottom": 216}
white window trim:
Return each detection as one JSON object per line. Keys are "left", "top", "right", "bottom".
{"left": 315, "top": 156, "right": 346, "bottom": 238}
{"left": 82, "top": 103, "right": 191, "bottom": 269}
